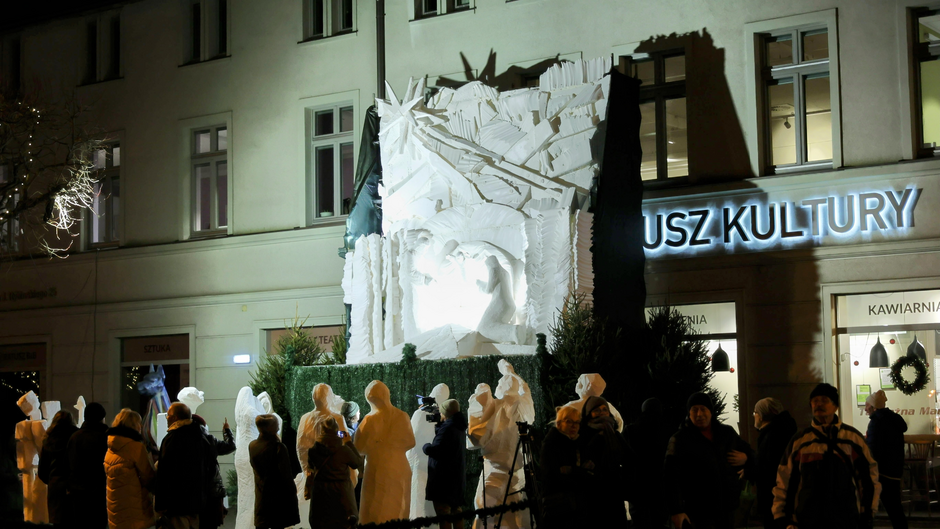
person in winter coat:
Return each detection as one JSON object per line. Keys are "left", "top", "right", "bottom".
{"left": 579, "top": 395, "right": 631, "bottom": 526}
{"left": 154, "top": 402, "right": 208, "bottom": 529}
{"left": 865, "top": 390, "right": 908, "bottom": 529}
{"left": 342, "top": 401, "right": 361, "bottom": 435}
{"left": 627, "top": 397, "right": 671, "bottom": 529}
{"left": 540, "top": 406, "right": 590, "bottom": 529}
{"left": 38, "top": 409, "right": 78, "bottom": 525}
{"left": 751, "top": 397, "right": 797, "bottom": 529}
{"left": 423, "top": 399, "right": 467, "bottom": 529}
{"left": 67, "top": 402, "right": 109, "bottom": 528}
{"left": 249, "top": 414, "right": 301, "bottom": 529}
{"left": 104, "top": 409, "right": 156, "bottom": 529}
{"left": 193, "top": 414, "right": 236, "bottom": 529}
{"left": 665, "top": 392, "right": 754, "bottom": 529}
{"left": 773, "top": 383, "right": 880, "bottom": 529}
{"left": 308, "top": 416, "right": 364, "bottom": 529}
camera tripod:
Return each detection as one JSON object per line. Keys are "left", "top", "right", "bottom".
{"left": 489, "top": 421, "right": 540, "bottom": 529}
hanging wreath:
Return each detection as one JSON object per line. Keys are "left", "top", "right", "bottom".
{"left": 889, "top": 355, "right": 931, "bottom": 396}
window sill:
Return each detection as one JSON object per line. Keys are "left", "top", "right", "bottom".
{"left": 306, "top": 215, "right": 347, "bottom": 228}
{"left": 298, "top": 31, "right": 358, "bottom": 47}
{"left": 88, "top": 242, "right": 121, "bottom": 251}
{"left": 179, "top": 55, "right": 231, "bottom": 69}
{"left": 190, "top": 230, "right": 229, "bottom": 240}
{"left": 78, "top": 76, "right": 124, "bottom": 88}
{"left": 411, "top": 8, "right": 475, "bottom": 24}
{"left": 769, "top": 160, "right": 833, "bottom": 176}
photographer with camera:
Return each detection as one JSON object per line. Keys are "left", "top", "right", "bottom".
{"left": 423, "top": 399, "right": 468, "bottom": 529}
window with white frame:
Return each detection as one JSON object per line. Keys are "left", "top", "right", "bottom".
{"left": 0, "top": 165, "right": 20, "bottom": 254}
{"left": 184, "top": 0, "right": 228, "bottom": 64}
{"left": 912, "top": 7, "right": 940, "bottom": 157}
{"left": 309, "top": 105, "right": 355, "bottom": 221}
{"left": 304, "top": 0, "right": 356, "bottom": 41}
{"left": 82, "top": 11, "right": 122, "bottom": 84}
{"left": 88, "top": 143, "right": 121, "bottom": 246}
{"left": 192, "top": 126, "right": 228, "bottom": 235}
{"left": 413, "top": 0, "right": 472, "bottom": 20}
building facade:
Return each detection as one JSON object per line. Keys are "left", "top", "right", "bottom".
{"left": 1, "top": 1, "right": 939, "bottom": 484}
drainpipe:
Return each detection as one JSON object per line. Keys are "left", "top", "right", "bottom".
{"left": 376, "top": 0, "right": 386, "bottom": 100}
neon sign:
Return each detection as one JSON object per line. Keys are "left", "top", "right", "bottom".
{"left": 643, "top": 188, "right": 919, "bottom": 256}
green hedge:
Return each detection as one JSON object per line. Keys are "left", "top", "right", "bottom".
{"left": 286, "top": 355, "right": 546, "bottom": 430}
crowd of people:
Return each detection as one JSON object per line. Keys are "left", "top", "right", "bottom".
{"left": 23, "top": 379, "right": 911, "bottom": 529}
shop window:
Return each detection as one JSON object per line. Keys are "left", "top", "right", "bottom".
{"left": 0, "top": 343, "right": 45, "bottom": 408}
{"left": 308, "top": 104, "right": 355, "bottom": 223}
{"left": 412, "top": 0, "right": 473, "bottom": 21}
{"left": 912, "top": 7, "right": 940, "bottom": 158}
{"left": 82, "top": 10, "right": 122, "bottom": 84}
{"left": 183, "top": 0, "right": 228, "bottom": 65}
{"left": 304, "top": 0, "right": 356, "bottom": 41}
{"left": 621, "top": 51, "right": 687, "bottom": 183}
{"left": 89, "top": 142, "right": 121, "bottom": 247}
{"left": 192, "top": 125, "right": 228, "bottom": 236}
{"left": 836, "top": 290, "right": 940, "bottom": 435}
{"left": 120, "top": 334, "right": 190, "bottom": 418}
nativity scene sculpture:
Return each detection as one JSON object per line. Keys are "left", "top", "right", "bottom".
{"left": 343, "top": 58, "right": 611, "bottom": 363}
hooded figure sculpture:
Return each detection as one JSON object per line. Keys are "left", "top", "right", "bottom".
{"left": 297, "top": 383, "right": 354, "bottom": 479}
{"left": 565, "top": 374, "right": 623, "bottom": 432}
{"left": 356, "top": 380, "right": 416, "bottom": 525}
{"left": 234, "top": 387, "right": 272, "bottom": 529}
{"left": 409, "top": 383, "right": 450, "bottom": 526}
{"left": 468, "top": 360, "right": 535, "bottom": 529}
{"left": 15, "top": 391, "right": 49, "bottom": 523}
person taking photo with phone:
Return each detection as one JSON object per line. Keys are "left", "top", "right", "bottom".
{"left": 308, "top": 416, "right": 364, "bottom": 529}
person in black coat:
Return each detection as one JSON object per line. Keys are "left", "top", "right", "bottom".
{"left": 423, "top": 399, "right": 467, "bottom": 529}
{"left": 540, "top": 405, "right": 590, "bottom": 529}
{"left": 750, "top": 397, "right": 797, "bottom": 529}
{"left": 665, "top": 392, "right": 754, "bottom": 529}
{"left": 193, "top": 414, "right": 236, "bottom": 529}
{"left": 579, "top": 395, "right": 631, "bottom": 526}
{"left": 154, "top": 402, "right": 208, "bottom": 528}
{"left": 865, "top": 390, "right": 908, "bottom": 529}
{"left": 627, "top": 397, "right": 671, "bottom": 529}
{"left": 250, "top": 414, "right": 301, "bottom": 529}
{"left": 38, "top": 410, "right": 78, "bottom": 526}
{"left": 67, "top": 402, "right": 109, "bottom": 528}
{"left": 307, "top": 416, "right": 362, "bottom": 529}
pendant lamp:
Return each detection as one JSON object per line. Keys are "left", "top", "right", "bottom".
{"left": 869, "top": 337, "right": 889, "bottom": 368}
{"left": 711, "top": 343, "right": 730, "bottom": 372}
{"left": 907, "top": 335, "right": 927, "bottom": 363}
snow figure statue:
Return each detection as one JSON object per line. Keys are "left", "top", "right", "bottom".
{"left": 356, "top": 380, "right": 416, "bottom": 525}
{"left": 234, "top": 387, "right": 270, "bottom": 529}
{"left": 136, "top": 364, "right": 171, "bottom": 452}
{"left": 468, "top": 360, "right": 535, "bottom": 529}
{"left": 477, "top": 255, "right": 526, "bottom": 345}
{"left": 177, "top": 387, "right": 205, "bottom": 415}
{"left": 15, "top": 391, "right": 49, "bottom": 523}
{"left": 74, "top": 396, "right": 86, "bottom": 428}
{"left": 564, "top": 374, "right": 623, "bottom": 432}
{"left": 296, "top": 383, "right": 351, "bottom": 528}
{"left": 408, "top": 383, "right": 450, "bottom": 526}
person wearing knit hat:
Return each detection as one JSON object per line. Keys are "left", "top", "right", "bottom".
{"left": 664, "top": 391, "right": 754, "bottom": 529}
{"left": 751, "top": 398, "right": 796, "bottom": 529}
{"left": 865, "top": 390, "right": 908, "bottom": 529}
{"left": 578, "top": 395, "right": 630, "bottom": 525}
{"left": 249, "top": 414, "right": 301, "bottom": 529}
{"left": 341, "top": 401, "right": 361, "bottom": 435}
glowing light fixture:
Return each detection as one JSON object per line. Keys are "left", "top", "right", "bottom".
{"left": 711, "top": 343, "right": 730, "bottom": 372}
{"left": 869, "top": 337, "right": 889, "bottom": 368}
{"left": 907, "top": 335, "right": 927, "bottom": 363}
{"left": 234, "top": 354, "right": 251, "bottom": 364}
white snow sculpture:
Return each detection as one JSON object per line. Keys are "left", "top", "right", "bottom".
{"left": 234, "top": 387, "right": 271, "bottom": 529}
{"left": 564, "top": 374, "right": 624, "bottom": 432}
{"left": 356, "top": 380, "right": 416, "bottom": 525}
{"left": 468, "top": 360, "right": 535, "bottom": 529}
{"left": 343, "top": 57, "right": 613, "bottom": 363}
{"left": 74, "top": 396, "right": 86, "bottom": 428}
{"left": 15, "top": 391, "right": 48, "bottom": 523}
{"left": 177, "top": 386, "right": 205, "bottom": 415}
{"left": 408, "top": 383, "right": 450, "bottom": 526}
{"left": 41, "top": 400, "right": 60, "bottom": 422}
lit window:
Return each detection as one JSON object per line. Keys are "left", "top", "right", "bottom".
{"left": 192, "top": 126, "right": 228, "bottom": 235}
{"left": 305, "top": 0, "right": 356, "bottom": 41}
{"left": 762, "top": 28, "right": 832, "bottom": 171}
{"left": 413, "top": 0, "right": 472, "bottom": 20}
{"left": 82, "top": 11, "right": 122, "bottom": 84}
{"left": 184, "top": 0, "right": 228, "bottom": 64}
{"left": 89, "top": 143, "right": 122, "bottom": 246}
{"left": 309, "top": 105, "right": 355, "bottom": 222}
{"left": 0, "top": 165, "right": 20, "bottom": 254}
{"left": 912, "top": 7, "right": 940, "bottom": 157}
{"left": 622, "top": 51, "right": 687, "bottom": 182}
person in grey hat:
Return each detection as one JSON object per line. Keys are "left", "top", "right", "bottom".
{"left": 751, "top": 398, "right": 796, "bottom": 529}
{"left": 341, "top": 401, "right": 361, "bottom": 435}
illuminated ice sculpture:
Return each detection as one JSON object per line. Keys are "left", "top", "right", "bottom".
{"left": 15, "top": 391, "right": 50, "bottom": 523}
{"left": 343, "top": 58, "right": 610, "bottom": 363}
{"left": 234, "top": 387, "right": 277, "bottom": 529}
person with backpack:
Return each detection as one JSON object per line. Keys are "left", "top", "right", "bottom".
{"left": 773, "top": 383, "right": 880, "bottom": 529}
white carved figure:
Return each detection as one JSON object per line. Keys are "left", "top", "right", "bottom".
{"left": 234, "top": 387, "right": 270, "bottom": 529}
{"left": 565, "top": 374, "right": 624, "bottom": 432}
{"left": 74, "top": 396, "right": 86, "bottom": 427}
{"left": 41, "top": 401, "right": 60, "bottom": 422}
{"left": 343, "top": 58, "right": 614, "bottom": 363}
{"left": 15, "top": 391, "right": 49, "bottom": 523}
{"left": 468, "top": 360, "right": 535, "bottom": 529}
{"left": 177, "top": 387, "right": 205, "bottom": 415}
{"left": 408, "top": 383, "right": 450, "bottom": 526}
{"left": 356, "top": 380, "right": 416, "bottom": 525}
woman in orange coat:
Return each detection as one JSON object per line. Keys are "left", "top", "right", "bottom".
{"left": 104, "top": 409, "right": 156, "bottom": 529}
